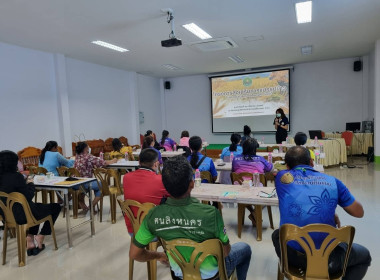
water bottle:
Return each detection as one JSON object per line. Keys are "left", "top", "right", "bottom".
{"left": 319, "top": 144, "right": 324, "bottom": 154}
{"left": 286, "top": 137, "right": 289, "bottom": 144}
{"left": 314, "top": 136, "right": 318, "bottom": 145}
{"left": 230, "top": 152, "right": 234, "bottom": 163}
{"left": 261, "top": 136, "right": 265, "bottom": 144}
{"left": 279, "top": 144, "right": 283, "bottom": 153}
{"left": 195, "top": 169, "right": 201, "bottom": 187}
{"left": 125, "top": 152, "right": 129, "bottom": 161}
{"left": 268, "top": 152, "right": 273, "bottom": 164}
{"left": 253, "top": 171, "right": 260, "bottom": 187}
{"left": 315, "top": 152, "right": 320, "bottom": 165}
{"left": 99, "top": 151, "right": 104, "bottom": 160}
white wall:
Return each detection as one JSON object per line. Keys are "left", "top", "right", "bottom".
{"left": 137, "top": 74, "right": 162, "bottom": 136}
{"left": 65, "top": 58, "right": 138, "bottom": 144}
{"left": 369, "top": 49, "right": 375, "bottom": 121}
{"left": 0, "top": 42, "right": 61, "bottom": 152}
{"left": 164, "top": 57, "right": 370, "bottom": 144}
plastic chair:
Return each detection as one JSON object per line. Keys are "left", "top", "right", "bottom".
{"left": 199, "top": 171, "right": 223, "bottom": 215}
{"left": 230, "top": 172, "right": 274, "bottom": 240}
{"left": 0, "top": 191, "right": 58, "bottom": 266}
{"left": 28, "top": 166, "right": 56, "bottom": 204}
{"left": 160, "top": 238, "right": 237, "bottom": 280}
{"left": 277, "top": 224, "right": 355, "bottom": 280}
{"left": 117, "top": 199, "right": 159, "bottom": 280}
{"left": 93, "top": 168, "right": 122, "bottom": 224}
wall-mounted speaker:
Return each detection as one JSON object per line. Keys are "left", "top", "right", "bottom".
{"left": 164, "top": 81, "right": 171, "bottom": 90}
{"left": 354, "top": 60, "right": 362, "bottom": 72}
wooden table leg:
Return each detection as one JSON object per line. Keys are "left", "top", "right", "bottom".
{"left": 254, "top": 205, "right": 263, "bottom": 241}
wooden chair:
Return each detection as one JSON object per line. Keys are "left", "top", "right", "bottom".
{"left": 277, "top": 224, "right": 355, "bottom": 280}
{"left": 104, "top": 137, "right": 114, "bottom": 153}
{"left": 86, "top": 139, "right": 105, "bottom": 157}
{"left": 267, "top": 146, "right": 279, "bottom": 152}
{"left": 119, "top": 136, "right": 129, "bottom": 147}
{"left": 17, "top": 146, "right": 41, "bottom": 170}
{"left": 230, "top": 172, "right": 274, "bottom": 240}
{"left": 160, "top": 238, "right": 237, "bottom": 280}
{"left": 0, "top": 191, "right": 58, "bottom": 267}
{"left": 93, "top": 168, "right": 122, "bottom": 224}
{"left": 28, "top": 166, "right": 56, "bottom": 204}
{"left": 117, "top": 199, "right": 159, "bottom": 280}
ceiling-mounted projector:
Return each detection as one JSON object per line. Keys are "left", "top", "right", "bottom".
{"left": 161, "top": 8, "right": 182, "bottom": 48}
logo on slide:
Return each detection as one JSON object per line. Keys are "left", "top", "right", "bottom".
{"left": 243, "top": 77, "right": 252, "bottom": 87}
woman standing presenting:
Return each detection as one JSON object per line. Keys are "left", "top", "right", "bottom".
{"left": 273, "top": 108, "right": 289, "bottom": 144}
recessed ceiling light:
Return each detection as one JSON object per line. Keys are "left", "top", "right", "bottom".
{"left": 301, "top": 45, "right": 313, "bottom": 55}
{"left": 91, "top": 40, "right": 129, "bottom": 52}
{"left": 295, "top": 1, "right": 312, "bottom": 24}
{"left": 162, "top": 64, "right": 183, "bottom": 71}
{"left": 228, "top": 55, "right": 245, "bottom": 63}
{"left": 182, "top": 23, "right": 212, "bottom": 40}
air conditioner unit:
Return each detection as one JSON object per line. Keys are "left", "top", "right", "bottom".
{"left": 187, "top": 37, "right": 238, "bottom": 52}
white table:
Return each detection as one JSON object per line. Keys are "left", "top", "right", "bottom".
{"left": 108, "top": 160, "right": 139, "bottom": 171}
{"left": 192, "top": 184, "right": 277, "bottom": 240}
{"left": 132, "top": 151, "right": 185, "bottom": 158}
{"left": 33, "top": 177, "right": 96, "bottom": 248}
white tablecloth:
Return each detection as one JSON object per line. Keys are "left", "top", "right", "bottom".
{"left": 325, "top": 133, "right": 373, "bottom": 155}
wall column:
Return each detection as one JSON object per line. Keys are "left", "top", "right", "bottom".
{"left": 374, "top": 39, "right": 380, "bottom": 163}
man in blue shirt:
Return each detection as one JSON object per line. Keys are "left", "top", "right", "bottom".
{"left": 272, "top": 146, "right": 371, "bottom": 280}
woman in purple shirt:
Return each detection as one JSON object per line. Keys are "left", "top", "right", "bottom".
{"left": 159, "top": 130, "right": 176, "bottom": 151}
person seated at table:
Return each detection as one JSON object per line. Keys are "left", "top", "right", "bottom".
{"left": 142, "top": 136, "right": 162, "bottom": 164}
{"left": 109, "top": 138, "right": 132, "bottom": 158}
{"left": 294, "top": 132, "right": 316, "bottom": 161}
{"left": 220, "top": 133, "right": 243, "bottom": 160}
{"left": 123, "top": 148, "right": 169, "bottom": 235}
{"left": 160, "top": 130, "right": 176, "bottom": 151}
{"left": 74, "top": 142, "right": 117, "bottom": 213}
{"left": 129, "top": 156, "right": 252, "bottom": 279}
{"left": 179, "top": 130, "right": 190, "bottom": 147}
{"left": 145, "top": 130, "right": 160, "bottom": 150}
{"left": 232, "top": 138, "right": 273, "bottom": 174}
{"left": 241, "top": 125, "right": 253, "bottom": 144}
{"left": 39, "top": 141, "right": 74, "bottom": 176}
{"left": 272, "top": 146, "right": 371, "bottom": 280}
{"left": 188, "top": 136, "right": 217, "bottom": 182}
{"left": 0, "top": 150, "right": 61, "bottom": 256}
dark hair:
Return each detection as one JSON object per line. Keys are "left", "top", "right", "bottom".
{"left": 242, "top": 138, "right": 259, "bottom": 161}
{"left": 40, "top": 140, "right": 58, "bottom": 164}
{"left": 142, "top": 136, "right": 154, "bottom": 149}
{"left": 139, "top": 148, "right": 159, "bottom": 168}
{"left": 0, "top": 150, "right": 19, "bottom": 175}
{"left": 112, "top": 138, "right": 123, "bottom": 152}
{"left": 75, "top": 142, "right": 88, "bottom": 155}
{"left": 276, "top": 108, "right": 286, "bottom": 119}
{"left": 294, "top": 132, "right": 308, "bottom": 146}
{"left": 181, "top": 130, "right": 189, "bottom": 138}
{"left": 285, "top": 146, "right": 311, "bottom": 169}
{"left": 161, "top": 130, "right": 169, "bottom": 145}
{"left": 145, "top": 130, "right": 153, "bottom": 137}
{"left": 162, "top": 156, "right": 193, "bottom": 198}
{"left": 229, "top": 133, "right": 241, "bottom": 152}
{"left": 243, "top": 125, "right": 251, "bottom": 136}
{"left": 189, "top": 136, "right": 202, "bottom": 169}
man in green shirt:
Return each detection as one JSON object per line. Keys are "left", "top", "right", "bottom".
{"left": 129, "top": 156, "right": 252, "bottom": 279}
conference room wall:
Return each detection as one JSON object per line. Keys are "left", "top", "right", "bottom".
{"left": 65, "top": 58, "right": 139, "bottom": 145}
{"left": 164, "top": 57, "right": 370, "bottom": 144}
{"left": 137, "top": 74, "right": 162, "bottom": 136}
{"left": 0, "top": 42, "right": 61, "bottom": 152}
{"left": 368, "top": 49, "right": 375, "bottom": 122}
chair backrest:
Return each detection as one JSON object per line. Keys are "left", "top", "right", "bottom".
{"left": 0, "top": 191, "right": 39, "bottom": 228}
{"left": 119, "top": 136, "right": 129, "bottom": 147}
{"left": 67, "top": 167, "right": 81, "bottom": 177}
{"left": 17, "top": 146, "right": 42, "bottom": 168}
{"left": 86, "top": 139, "right": 105, "bottom": 156}
{"left": 28, "top": 166, "right": 48, "bottom": 175}
{"left": 56, "top": 166, "right": 69, "bottom": 176}
{"left": 279, "top": 224, "right": 355, "bottom": 279}
{"left": 160, "top": 238, "right": 229, "bottom": 280}
{"left": 230, "top": 172, "right": 266, "bottom": 186}
{"left": 267, "top": 146, "right": 279, "bottom": 152}
{"left": 272, "top": 156, "right": 283, "bottom": 162}
{"left": 93, "top": 168, "right": 122, "bottom": 196}
{"left": 200, "top": 171, "right": 213, "bottom": 183}
{"left": 140, "top": 134, "right": 145, "bottom": 146}
{"left": 117, "top": 199, "right": 156, "bottom": 234}
{"left": 341, "top": 131, "right": 354, "bottom": 147}
{"left": 104, "top": 137, "right": 114, "bottom": 152}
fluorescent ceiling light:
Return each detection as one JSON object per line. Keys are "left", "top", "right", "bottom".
{"left": 92, "top": 40, "right": 129, "bottom": 52}
{"left": 162, "top": 64, "right": 183, "bottom": 71}
{"left": 295, "top": 1, "right": 312, "bottom": 24}
{"left": 182, "top": 23, "right": 212, "bottom": 40}
{"left": 301, "top": 45, "right": 313, "bottom": 55}
{"left": 228, "top": 55, "right": 245, "bottom": 63}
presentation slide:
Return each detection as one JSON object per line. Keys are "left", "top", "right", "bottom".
{"left": 211, "top": 69, "right": 290, "bottom": 133}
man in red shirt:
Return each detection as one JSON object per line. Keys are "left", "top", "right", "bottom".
{"left": 123, "top": 148, "right": 169, "bottom": 234}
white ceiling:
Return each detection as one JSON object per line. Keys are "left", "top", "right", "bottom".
{"left": 1, "top": 0, "right": 380, "bottom": 78}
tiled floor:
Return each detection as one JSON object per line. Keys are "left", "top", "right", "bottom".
{"left": 0, "top": 157, "right": 377, "bottom": 279}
